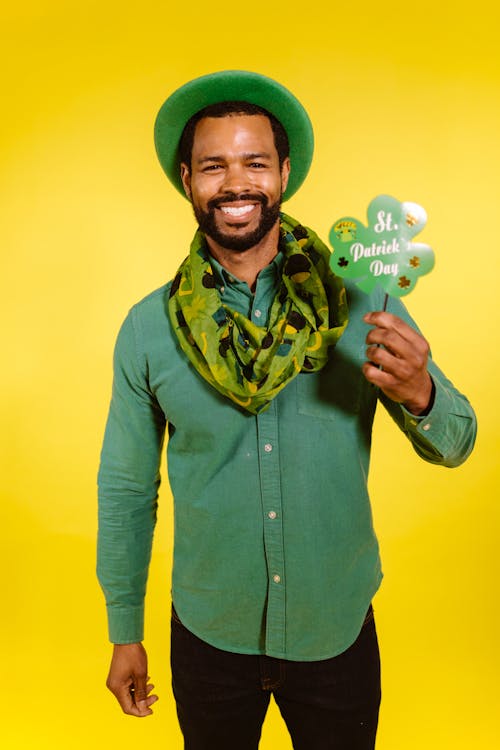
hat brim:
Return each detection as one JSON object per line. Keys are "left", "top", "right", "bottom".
{"left": 154, "top": 70, "right": 314, "bottom": 202}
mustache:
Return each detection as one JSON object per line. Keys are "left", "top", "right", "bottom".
{"left": 207, "top": 192, "right": 267, "bottom": 211}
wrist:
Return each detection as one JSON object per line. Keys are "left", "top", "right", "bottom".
{"left": 403, "top": 376, "right": 435, "bottom": 416}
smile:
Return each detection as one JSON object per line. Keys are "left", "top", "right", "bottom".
{"left": 220, "top": 204, "right": 256, "bottom": 217}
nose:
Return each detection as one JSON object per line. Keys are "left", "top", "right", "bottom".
{"left": 220, "top": 161, "right": 252, "bottom": 194}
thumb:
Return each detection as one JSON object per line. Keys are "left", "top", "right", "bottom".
{"left": 131, "top": 670, "right": 150, "bottom": 710}
{"left": 132, "top": 672, "right": 159, "bottom": 715}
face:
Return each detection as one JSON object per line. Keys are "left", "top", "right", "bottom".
{"left": 180, "top": 114, "right": 290, "bottom": 252}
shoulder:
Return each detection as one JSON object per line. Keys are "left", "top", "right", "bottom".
{"left": 124, "top": 282, "right": 173, "bottom": 330}
{"left": 129, "top": 282, "right": 172, "bottom": 315}
{"left": 115, "top": 281, "right": 175, "bottom": 358}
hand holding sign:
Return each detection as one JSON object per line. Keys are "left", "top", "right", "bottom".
{"left": 361, "top": 309, "right": 433, "bottom": 414}
{"left": 328, "top": 195, "right": 434, "bottom": 297}
{"left": 329, "top": 195, "right": 435, "bottom": 414}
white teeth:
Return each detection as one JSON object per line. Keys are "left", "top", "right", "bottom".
{"left": 220, "top": 205, "right": 254, "bottom": 217}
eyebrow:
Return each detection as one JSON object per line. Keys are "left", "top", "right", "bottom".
{"left": 196, "top": 152, "right": 273, "bottom": 164}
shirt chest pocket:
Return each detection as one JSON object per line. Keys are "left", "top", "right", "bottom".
{"left": 295, "top": 348, "right": 365, "bottom": 420}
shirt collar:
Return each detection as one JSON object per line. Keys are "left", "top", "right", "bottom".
{"left": 209, "top": 251, "right": 284, "bottom": 293}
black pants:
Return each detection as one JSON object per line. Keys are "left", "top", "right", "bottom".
{"left": 171, "top": 606, "right": 381, "bottom": 750}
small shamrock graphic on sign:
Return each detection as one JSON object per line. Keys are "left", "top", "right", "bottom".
{"left": 328, "top": 195, "right": 435, "bottom": 297}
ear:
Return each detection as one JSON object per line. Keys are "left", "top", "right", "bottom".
{"left": 180, "top": 163, "right": 192, "bottom": 201}
{"left": 281, "top": 157, "right": 291, "bottom": 194}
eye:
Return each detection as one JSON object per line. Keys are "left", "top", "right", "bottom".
{"left": 203, "top": 164, "right": 223, "bottom": 172}
{"left": 249, "top": 162, "right": 266, "bottom": 169}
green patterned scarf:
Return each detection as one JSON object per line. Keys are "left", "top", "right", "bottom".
{"left": 168, "top": 213, "right": 348, "bottom": 414}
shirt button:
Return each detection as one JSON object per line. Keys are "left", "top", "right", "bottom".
{"left": 219, "top": 286, "right": 225, "bottom": 295}
{"left": 422, "top": 423, "right": 431, "bottom": 431}
{"left": 264, "top": 443, "right": 273, "bottom": 453}
{"left": 254, "top": 309, "right": 262, "bottom": 318}
{"left": 268, "top": 511, "right": 277, "bottom": 519}
{"left": 273, "top": 574, "right": 281, "bottom": 583}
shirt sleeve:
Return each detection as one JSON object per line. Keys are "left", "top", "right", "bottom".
{"left": 377, "top": 296, "right": 477, "bottom": 468}
{"left": 97, "top": 307, "right": 167, "bottom": 643}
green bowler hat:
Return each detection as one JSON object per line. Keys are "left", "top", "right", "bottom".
{"left": 154, "top": 70, "right": 314, "bottom": 202}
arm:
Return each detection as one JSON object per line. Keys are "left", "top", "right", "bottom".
{"left": 97, "top": 308, "right": 166, "bottom": 713}
{"left": 362, "top": 305, "right": 476, "bottom": 467}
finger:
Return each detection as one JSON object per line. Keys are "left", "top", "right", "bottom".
{"left": 362, "top": 361, "right": 399, "bottom": 391}
{"left": 127, "top": 687, "right": 155, "bottom": 716}
{"left": 362, "top": 359, "right": 433, "bottom": 413}
{"left": 113, "top": 682, "right": 147, "bottom": 717}
{"left": 363, "top": 311, "right": 421, "bottom": 344}
{"left": 365, "top": 328, "right": 414, "bottom": 361}
{"left": 362, "top": 362, "right": 408, "bottom": 403}
{"left": 131, "top": 672, "right": 156, "bottom": 715}
{"left": 144, "top": 683, "right": 159, "bottom": 705}
{"left": 365, "top": 345, "right": 413, "bottom": 378}
{"left": 365, "top": 321, "right": 427, "bottom": 350}
{"left": 365, "top": 316, "right": 429, "bottom": 367}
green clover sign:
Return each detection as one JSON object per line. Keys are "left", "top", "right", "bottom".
{"left": 329, "top": 195, "right": 435, "bottom": 297}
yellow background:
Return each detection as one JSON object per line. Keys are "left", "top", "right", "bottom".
{"left": 1, "top": 1, "right": 498, "bottom": 747}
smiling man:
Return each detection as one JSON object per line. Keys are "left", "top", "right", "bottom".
{"left": 181, "top": 108, "right": 288, "bottom": 255}
{"left": 97, "top": 71, "right": 476, "bottom": 749}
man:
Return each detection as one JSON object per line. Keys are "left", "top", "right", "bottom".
{"left": 97, "top": 71, "right": 476, "bottom": 749}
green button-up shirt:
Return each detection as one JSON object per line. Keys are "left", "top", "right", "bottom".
{"left": 97, "top": 255, "right": 476, "bottom": 660}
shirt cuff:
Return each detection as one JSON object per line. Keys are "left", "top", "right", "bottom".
{"left": 106, "top": 605, "right": 144, "bottom": 644}
{"left": 399, "top": 376, "right": 467, "bottom": 458}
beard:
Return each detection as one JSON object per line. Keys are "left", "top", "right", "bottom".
{"left": 192, "top": 191, "right": 282, "bottom": 252}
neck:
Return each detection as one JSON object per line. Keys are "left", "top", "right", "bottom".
{"left": 205, "top": 222, "right": 281, "bottom": 292}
